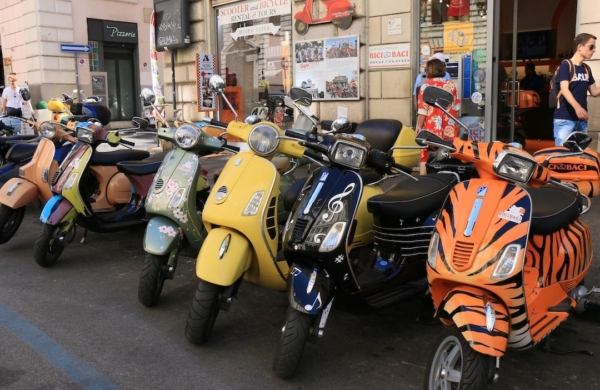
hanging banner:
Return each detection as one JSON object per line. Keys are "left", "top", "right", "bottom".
{"left": 196, "top": 53, "right": 216, "bottom": 111}
{"left": 293, "top": 35, "right": 359, "bottom": 101}
{"left": 149, "top": 11, "right": 164, "bottom": 99}
{"left": 443, "top": 21, "right": 474, "bottom": 53}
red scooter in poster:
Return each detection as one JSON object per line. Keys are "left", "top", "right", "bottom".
{"left": 294, "top": 0, "right": 355, "bottom": 35}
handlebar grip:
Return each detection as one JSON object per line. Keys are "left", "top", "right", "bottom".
{"left": 284, "top": 129, "right": 307, "bottom": 140}
{"left": 303, "top": 140, "right": 329, "bottom": 154}
{"left": 303, "top": 149, "right": 323, "bottom": 161}
{"left": 121, "top": 139, "right": 135, "bottom": 147}
{"left": 210, "top": 118, "right": 228, "bottom": 128}
{"left": 224, "top": 144, "right": 240, "bottom": 152}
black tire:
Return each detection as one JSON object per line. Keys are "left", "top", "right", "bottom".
{"left": 185, "top": 279, "right": 222, "bottom": 345}
{"left": 0, "top": 205, "right": 25, "bottom": 244}
{"left": 33, "top": 224, "right": 65, "bottom": 268}
{"left": 424, "top": 328, "right": 491, "bottom": 390}
{"left": 295, "top": 20, "right": 309, "bottom": 35}
{"left": 272, "top": 308, "right": 314, "bottom": 379}
{"left": 137, "top": 253, "right": 168, "bottom": 307}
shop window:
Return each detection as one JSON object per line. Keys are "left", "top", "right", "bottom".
{"left": 216, "top": 0, "right": 293, "bottom": 126}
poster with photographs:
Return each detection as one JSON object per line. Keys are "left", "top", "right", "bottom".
{"left": 293, "top": 35, "right": 359, "bottom": 101}
{"left": 196, "top": 53, "right": 216, "bottom": 111}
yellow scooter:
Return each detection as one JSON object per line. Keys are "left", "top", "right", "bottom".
{"left": 185, "top": 76, "right": 308, "bottom": 344}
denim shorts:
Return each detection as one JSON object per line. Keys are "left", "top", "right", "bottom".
{"left": 553, "top": 119, "right": 588, "bottom": 146}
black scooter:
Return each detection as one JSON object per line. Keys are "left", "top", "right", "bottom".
{"left": 272, "top": 130, "right": 457, "bottom": 378}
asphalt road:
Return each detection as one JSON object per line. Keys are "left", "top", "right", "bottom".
{"left": 1, "top": 179, "right": 600, "bottom": 389}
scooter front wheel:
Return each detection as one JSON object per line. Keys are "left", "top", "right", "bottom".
{"left": 334, "top": 16, "right": 353, "bottom": 30}
{"left": 33, "top": 224, "right": 66, "bottom": 268}
{"left": 138, "top": 253, "right": 168, "bottom": 307}
{"left": 424, "top": 328, "right": 491, "bottom": 390}
{"left": 185, "top": 279, "right": 222, "bottom": 345}
{"left": 0, "top": 205, "right": 25, "bottom": 244}
{"left": 272, "top": 308, "right": 314, "bottom": 379}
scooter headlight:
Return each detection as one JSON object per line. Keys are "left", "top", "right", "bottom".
{"left": 492, "top": 244, "right": 521, "bottom": 279}
{"left": 493, "top": 151, "right": 536, "bottom": 183}
{"left": 318, "top": 221, "right": 346, "bottom": 252}
{"left": 40, "top": 121, "right": 56, "bottom": 139}
{"left": 329, "top": 139, "right": 368, "bottom": 170}
{"left": 248, "top": 124, "right": 280, "bottom": 156}
{"left": 76, "top": 126, "right": 94, "bottom": 143}
{"left": 427, "top": 232, "right": 440, "bottom": 268}
{"left": 175, "top": 124, "right": 201, "bottom": 149}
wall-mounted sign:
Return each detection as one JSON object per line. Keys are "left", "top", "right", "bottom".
{"left": 368, "top": 43, "right": 411, "bottom": 69}
{"left": 154, "top": 0, "right": 190, "bottom": 51}
{"left": 196, "top": 53, "right": 216, "bottom": 111}
{"left": 103, "top": 21, "right": 138, "bottom": 43}
{"left": 387, "top": 17, "right": 402, "bottom": 35}
{"left": 218, "top": 0, "right": 291, "bottom": 25}
{"left": 231, "top": 23, "right": 280, "bottom": 40}
{"left": 293, "top": 35, "right": 359, "bottom": 101}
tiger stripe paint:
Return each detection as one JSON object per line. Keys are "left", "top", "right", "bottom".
{"left": 438, "top": 287, "right": 510, "bottom": 357}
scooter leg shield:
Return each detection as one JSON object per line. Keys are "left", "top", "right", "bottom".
{"left": 40, "top": 195, "right": 75, "bottom": 226}
{"left": 288, "top": 264, "right": 332, "bottom": 315}
{"left": 196, "top": 228, "right": 251, "bottom": 287}
{"left": 438, "top": 287, "right": 510, "bottom": 357}
{"left": 143, "top": 216, "right": 182, "bottom": 256}
{"left": 0, "top": 178, "right": 37, "bottom": 209}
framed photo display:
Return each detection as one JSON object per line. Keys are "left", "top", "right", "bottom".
{"left": 293, "top": 35, "right": 359, "bottom": 100}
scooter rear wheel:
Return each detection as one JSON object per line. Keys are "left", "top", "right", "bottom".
{"left": 185, "top": 279, "right": 222, "bottom": 345}
{"left": 424, "top": 328, "right": 491, "bottom": 390}
{"left": 33, "top": 224, "right": 65, "bottom": 268}
{"left": 272, "top": 308, "right": 314, "bottom": 379}
{"left": 295, "top": 20, "right": 309, "bottom": 35}
{"left": 138, "top": 253, "right": 168, "bottom": 307}
{"left": 0, "top": 205, "right": 25, "bottom": 244}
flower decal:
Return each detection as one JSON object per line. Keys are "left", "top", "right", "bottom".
{"left": 173, "top": 208, "right": 188, "bottom": 224}
{"left": 165, "top": 180, "right": 179, "bottom": 196}
{"left": 158, "top": 225, "right": 178, "bottom": 237}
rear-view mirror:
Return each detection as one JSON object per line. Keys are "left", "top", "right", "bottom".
{"left": 423, "top": 86, "right": 453, "bottom": 109}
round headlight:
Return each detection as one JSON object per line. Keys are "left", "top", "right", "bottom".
{"left": 248, "top": 124, "right": 280, "bottom": 156}
{"left": 174, "top": 124, "right": 200, "bottom": 149}
{"left": 40, "top": 122, "right": 56, "bottom": 139}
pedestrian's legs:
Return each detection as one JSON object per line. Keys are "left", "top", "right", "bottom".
{"left": 553, "top": 119, "right": 576, "bottom": 145}
{"left": 575, "top": 120, "right": 589, "bottom": 132}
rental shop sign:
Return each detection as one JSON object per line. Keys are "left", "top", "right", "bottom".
{"left": 368, "top": 43, "right": 410, "bottom": 68}
{"left": 218, "top": 0, "right": 291, "bottom": 25}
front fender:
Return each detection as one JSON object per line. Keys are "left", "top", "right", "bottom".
{"left": 288, "top": 264, "right": 332, "bottom": 315}
{"left": 40, "top": 195, "right": 76, "bottom": 226}
{"left": 438, "top": 287, "right": 510, "bottom": 357}
{"left": 196, "top": 228, "right": 251, "bottom": 287}
{"left": 143, "top": 216, "right": 182, "bottom": 256}
{"left": 0, "top": 178, "right": 38, "bottom": 208}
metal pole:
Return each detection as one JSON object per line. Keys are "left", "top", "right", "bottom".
{"left": 74, "top": 53, "right": 82, "bottom": 102}
{"left": 171, "top": 50, "right": 177, "bottom": 109}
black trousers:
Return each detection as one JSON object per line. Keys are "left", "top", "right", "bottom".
{"left": 6, "top": 107, "right": 22, "bottom": 117}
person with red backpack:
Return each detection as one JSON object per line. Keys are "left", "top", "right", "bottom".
{"left": 553, "top": 33, "right": 600, "bottom": 145}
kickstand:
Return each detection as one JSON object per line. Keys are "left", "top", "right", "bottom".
{"left": 541, "top": 336, "right": 594, "bottom": 356}
{"left": 80, "top": 229, "right": 88, "bottom": 244}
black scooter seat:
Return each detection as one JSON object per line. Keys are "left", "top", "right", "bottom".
{"left": 5, "top": 143, "right": 38, "bottom": 163}
{"left": 355, "top": 119, "right": 401, "bottom": 152}
{"left": 367, "top": 173, "right": 457, "bottom": 220}
{"left": 0, "top": 134, "right": 38, "bottom": 145}
{"left": 90, "top": 149, "right": 150, "bottom": 166}
{"left": 117, "top": 152, "right": 166, "bottom": 176}
{"left": 529, "top": 186, "right": 581, "bottom": 234}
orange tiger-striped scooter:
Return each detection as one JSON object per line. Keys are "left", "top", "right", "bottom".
{"left": 418, "top": 86, "right": 595, "bottom": 390}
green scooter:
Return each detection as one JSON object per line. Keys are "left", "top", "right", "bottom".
{"left": 138, "top": 119, "right": 235, "bottom": 307}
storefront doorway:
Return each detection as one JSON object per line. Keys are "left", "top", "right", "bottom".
{"left": 104, "top": 46, "right": 136, "bottom": 121}
{"left": 494, "top": 0, "right": 577, "bottom": 149}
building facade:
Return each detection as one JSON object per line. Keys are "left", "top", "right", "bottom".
{"left": 0, "top": 0, "right": 155, "bottom": 120}
{"left": 2, "top": 0, "right": 600, "bottom": 141}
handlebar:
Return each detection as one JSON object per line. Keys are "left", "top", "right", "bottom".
{"left": 210, "top": 118, "right": 228, "bottom": 128}
{"left": 120, "top": 138, "right": 135, "bottom": 147}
